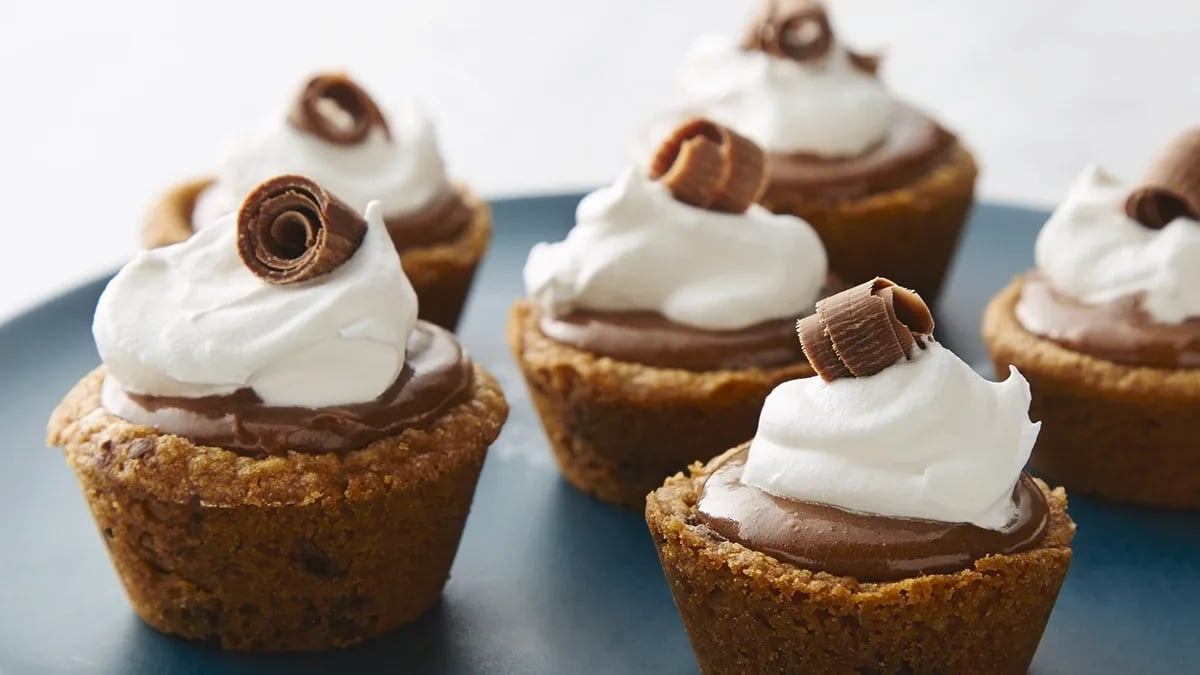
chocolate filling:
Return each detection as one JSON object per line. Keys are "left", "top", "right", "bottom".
{"left": 696, "top": 449, "right": 1049, "bottom": 582}
{"left": 1015, "top": 272, "right": 1200, "bottom": 369}
{"left": 765, "top": 104, "right": 957, "bottom": 200}
{"left": 383, "top": 188, "right": 473, "bottom": 251}
{"left": 538, "top": 278, "right": 847, "bottom": 371}
{"left": 539, "top": 311, "right": 805, "bottom": 371}
{"left": 101, "top": 322, "right": 473, "bottom": 456}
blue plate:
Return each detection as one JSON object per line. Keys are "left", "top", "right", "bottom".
{"left": 1, "top": 195, "right": 1197, "bottom": 674}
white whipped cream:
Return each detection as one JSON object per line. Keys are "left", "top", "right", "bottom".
{"left": 673, "top": 34, "right": 894, "bottom": 157}
{"left": 94, "top": 201, "right": 418, "bottom": 408}
{"left": 1034, "top": 165, "right": 1200, "bottom": 324}
{"left": 192, "top": 96, "right": 452, "bottom": 227}
{"left": 523, "top": 169, "right": 828, "bottom": 331}
{"left": 742, "top": 341, "right": 1039, "bottom": 530}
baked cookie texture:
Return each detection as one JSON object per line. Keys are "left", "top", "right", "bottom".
{"left": 48, "top": 366, "right": 508, "bottom": 651}
{"left": 509, "top": 300, "right": 813, "bottom": 509}
{"left": 761, "top": 144, "right": 978, "bottom": 305}
{"left": 983, "top": 276, "right": 1200, "bottom": 507}
{"left": 142, "top": 179, "right": 492, "bottom": 331}
{"left": 646, "top": 445, "right": 1075, "bottom": 675}
{"left": 142, "top": 178, "right": 210, "bottom": 250}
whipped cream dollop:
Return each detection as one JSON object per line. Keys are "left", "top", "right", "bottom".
{"left": 95, "top": 201, "right": 418, "bottom": 408}
{"left": 523, "top": 169, "right": 828, "bottom": 330}
{"left": 742, "top": 341, "right": 1039, "bottom": 529}
{"left": 673, "top": 35, "right": 894, "bottom": 157}
{"left": 193, "top": 97, "right": 452, "bottom": 227}
{"left": 1034, "top": 165, "right": 1200, "bottom": 324}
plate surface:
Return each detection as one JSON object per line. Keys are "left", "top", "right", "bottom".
{"left": 1, "top": 195, "right": 1197, "bottom": 674}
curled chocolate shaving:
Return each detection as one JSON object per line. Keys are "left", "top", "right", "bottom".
{"left": 287, "top": 73, "right": 390, "bottom": 145}
{"left": 649, "top": 118, "right": 767, "bottom": 213}
{"left": 237, "top": 175, "right": 367, "bottom": 285}
{"left": 847, "top": 50, "right": 882, "bottom": 76}
{"left": 742, "top": 0, "right": 833, "bottom": 64}
{"left": 796, "top": 277, "right": 934, "bottom": 381}
{"left": 1125, "top": 127, "right": 1200, "bottom": 229}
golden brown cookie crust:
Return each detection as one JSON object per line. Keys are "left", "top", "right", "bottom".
{"left": 400, "top": 190, "right": 491, "bottom": 330}
{"left": 48, "top": 365, "right": 508, "bottom": 650}
{"left": 509, "top": 299, "right": 815, "bottom": 508}
{"left": 142, "top": 177, "right": 212, "bottom": 250}
{"left": 646, "top": 444, "right": 1074, "bottom": 675}
{"left": 141, "top": 179, "right": 491, "bottom": 331}
{"left": 761, "top": 143, "right": 978, "bottom": 304}
{"left": 983, "top": 275, "right": 1200, "bottom": 507}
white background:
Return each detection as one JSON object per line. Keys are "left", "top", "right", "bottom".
{"left": 2, "top": 0, "right": 1198, "bottom": 322}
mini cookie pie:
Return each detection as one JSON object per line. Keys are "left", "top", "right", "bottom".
{"left": 656, "top": 0, "right": 977, "bottom": 302}
{"left": 49, "top": 175, "right": 508, "bottom": 651}
{"left": 144, "top": 72, "right": 490, "bottom": 330}
{"left": 983, "top": 128, "right": 1200, "bottom": 507}
{"left": 509, "top": 119, "right": 831, "bottom": 509}
{"left": 648, "top": 279, "right": 1074, "bottom": 675}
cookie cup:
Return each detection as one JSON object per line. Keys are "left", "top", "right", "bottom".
{"left": 508, "top": 300, "right": 814, "bottom": 509}
{"left": 760, "top": 144, "right": 977, "bottom": 304}
{"left": 47, "top": 366, "right": 508, "bottom": 651}
{"left": 142, "top": 178, "right": 492, "bottom": 331}
{"left": 646, "top": 445, "right": 1075, "bottom": 675}
{"left": 983, "top": 276, "right": 1200, "bottom": 507}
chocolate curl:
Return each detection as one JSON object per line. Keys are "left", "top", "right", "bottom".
{"left": 847, "top": 50, "right": 882, "bottom": 76}
{"left": 742, "top": 0, "right": 833, "bottom": 64}
{"left": 796, "top": 277, "right": 934, "bottom": 382}
{"left": 237, "top": 175, "right": 367, "bottom": 285}
{"left": 648, "top": 119, "right": 767, "bottom": 213}
{"left": 287, "top": 73, "right": 390, "bottom": 145}
{"left": 1125, "top": 127, "right": 1200, "bottom": 229}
